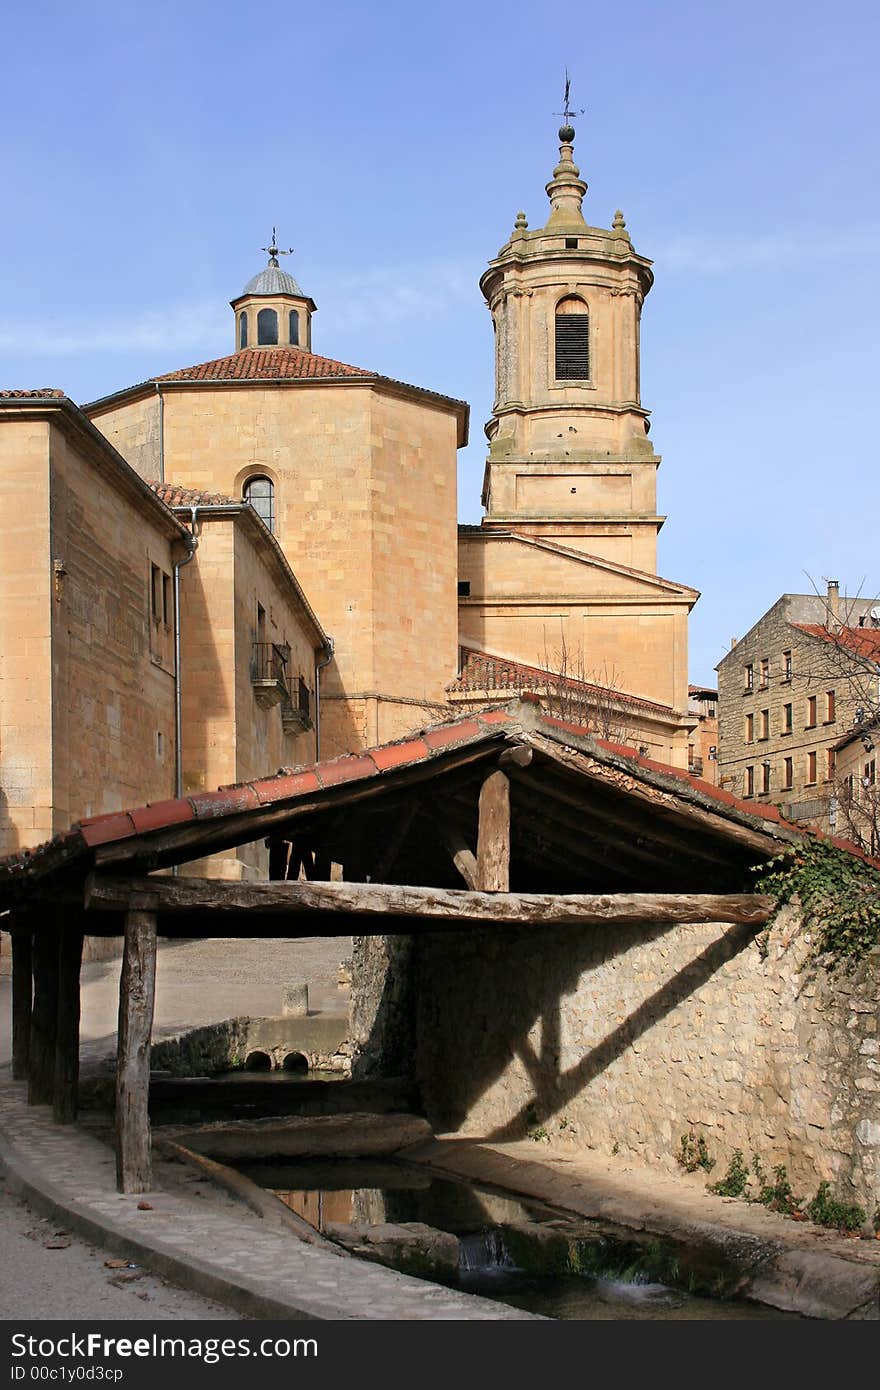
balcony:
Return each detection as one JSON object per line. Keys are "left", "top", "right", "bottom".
{"left": 282, "top": 675, "right": 313, "bottom": 734}
{"left": 251, "top": 642, "right": 290, "bottom": 709}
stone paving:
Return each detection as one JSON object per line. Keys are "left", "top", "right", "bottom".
{"left": 0, "top": 1079, "right": 537, "bottom": 1320}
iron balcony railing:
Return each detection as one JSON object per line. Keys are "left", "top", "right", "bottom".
{"left": 251, "top": 642, "right": 290, "bottom": 708}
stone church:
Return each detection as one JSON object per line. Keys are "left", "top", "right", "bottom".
{"left": 0, "top": 123, "right": 698, "bottom": 877}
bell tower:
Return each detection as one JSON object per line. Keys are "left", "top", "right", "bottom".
{"left": 479, "top": 122, "right": 662, "bottom": 574}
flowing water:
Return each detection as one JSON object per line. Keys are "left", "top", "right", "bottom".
{"left": 235, "top": 1157, "right": 800, "bottom": 1321}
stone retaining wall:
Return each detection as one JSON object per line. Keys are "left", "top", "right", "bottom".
{"left": 361, "top": 907, "right": 879, "bottom": 1215}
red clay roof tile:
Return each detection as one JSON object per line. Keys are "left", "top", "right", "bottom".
{"left": 791, "top": 623, "right": 880, "bottom": 662}
{"left": 315, "top": 754, "right": 378, "bottom": 788}
{"left": 370, "top": 739, "right": 431, "bottom": 771}
{"left": 0, "top": 388, "right": 66, "bottom": 399}
{"left": 129, "top": 799, "right": 194, "bottom": 834}
{"left": 79, "top": 812, "right": 137, "bottom": 847}
{"left": 154, "top": 347, "right": 373, "bottom": 384}
{"left": 423, "top": 719, "right": 483, "bottom": 750}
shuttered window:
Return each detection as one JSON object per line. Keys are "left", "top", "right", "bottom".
{"left": 554, "top": 298, "right": 590, "bottom": 380}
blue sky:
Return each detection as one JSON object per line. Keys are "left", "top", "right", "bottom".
{"left": 3, "top": 0, "right": 878, "bottom": 686}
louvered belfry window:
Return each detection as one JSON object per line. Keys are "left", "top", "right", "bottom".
{"left": 555, "top": 296, "right": 590, "bottom": 380}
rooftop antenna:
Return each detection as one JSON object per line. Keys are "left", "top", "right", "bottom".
{"left": 554, "top": 70, "right": 584, "bottom": 134}
{"left": 261, "top": 227, "right": 294, "bottom": 268}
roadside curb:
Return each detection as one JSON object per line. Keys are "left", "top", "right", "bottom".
{"left": 0, "top": 1078, "right": 537, "bottom": 1322}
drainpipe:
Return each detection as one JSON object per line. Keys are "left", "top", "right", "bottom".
{"left": 173, "top": 506, "right": 200, "bottom": 803}
{"left": 314, "top": 638, "right": 334, "bottom": 761}
{"left": 155, "top": 383, "right": 164, "bottom": 483}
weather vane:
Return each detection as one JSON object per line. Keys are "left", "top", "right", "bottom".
{"left": 261, "top": 227, "right": 294, "bottom": 268}
{"left": 554, "top": 70, "right": 584, "bottom": 129}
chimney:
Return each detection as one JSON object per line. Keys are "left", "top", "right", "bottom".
{"left": 730, "top": 637, "right": 738, "bottom": 649}
{"left": 827, "top": 579, "right": 840, "bottom": 622}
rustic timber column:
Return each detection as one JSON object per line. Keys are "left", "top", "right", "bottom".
{"left": 11, "top": 921, "right": 33, "bottom": 1081}
{"left": 28, "top": 924, "right": 61, "bottom": 1106}
{"left": 116, "top": 906, "right": 158, "bottom": 1193}
{"left": 54, "top": 929, "right": 84, "bottom": 1124}
{"left": 477, "top": 770, "right": 510, "bottom": 892}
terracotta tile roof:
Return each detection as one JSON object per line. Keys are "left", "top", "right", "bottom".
{"left": 0, "top": 388, "right": 66, "bottom": 399}
{"left": 791, "top": 623, "right": 880, "bottom": 662}
{"left": 688, "top": 683, "right": 718, "bottom": 697}
{"left": 4, "top": 701, "right": 879, "bottom": 899}
{"left": 149, "top": 482, "right": 241, "bottom": 508}
{"left": 449, "top": 649, "right": 677, "bottom": 717}
{"left": 154, "top": 347, "right": 373, "bottom": 383}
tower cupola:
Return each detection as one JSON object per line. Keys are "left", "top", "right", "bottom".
{"left": 477, "top": 107, "right": 664, "bottom": 575}
{"left": 230, "top": 230, "right": 317, "bottom": 353}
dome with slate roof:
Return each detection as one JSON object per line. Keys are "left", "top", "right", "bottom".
{"left": 231, "top": 230, "right": 317, "bottom": 353}
{"left": 242, "top": 264, "right": 303, "bottom": 297}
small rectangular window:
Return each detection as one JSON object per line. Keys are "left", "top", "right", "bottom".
{"left": 745, "top": 765, "right": 754, "bottom": 797}
{"left": 826, "top": 748, "right": 835, "bottom": 781}
{"left": 807, "top": 750, "right": 817, "bottom": 784}
{"left": 162, "top": 574, "right": 171, "bottom": 626}
{"left": 745, "top": 713, "right": 754, "bottom": 743}
{"left": 744, "top": 663, "right": 754, "bottom": 691}
{"left": 761, "top": 761, "right": 771, "bottom": 794}
{"left": 457, "top": 580, "right": 471, "bottom": 597}
{"left": 826, "top": 690, "right": 836, "bottom": 721}
{"left": 783, "top": 650, "right": 792, "bottom": 680}
{"left": 150, "top": 564, "right": 161, "bottom": 621}
{"left": 564, "top": 237, "right": 579, "bottom": 249}
{"left": 759, "top": 657, "right": 769, "bottom": 688}
{"left": 806, "top": 695, "right": 817, "bottom": 728}
{"left": 866, "top": 759, "right": 876, "bottom": 787}
{"left": 760, "top": 709, "right": 769, "bottom": 739}
{"left": 783, "top": 756, "right": 793, "bottom": 790}
{"left": 783, "top": 702, "right": 793, "bottom": 734}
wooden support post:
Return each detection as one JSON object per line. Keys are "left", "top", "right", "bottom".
{"left": 28, "top": 925, "right": 60, "bottom": 1106}
{"left": 441, "top": 823, "right": 478, "bottom": 890}
{"left": 53, "top": 929, "right": 84, "bottom": 1124}
{"left": 267, "top": 838, "right": 291, "bottom": 881}
{"left": 11, "top": 924, "right": 33, "bottom": 1082}
{"left": 477, "top": 769, "right": 510, "bottom": 892}
{"left": 116, "top": 908, "right": 158, "bottom": 1193}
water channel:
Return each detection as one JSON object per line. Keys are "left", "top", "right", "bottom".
{"left": 234, "top": 1156, "right": 800, "bottom": 1321}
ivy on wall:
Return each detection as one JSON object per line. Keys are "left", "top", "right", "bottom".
{"left": 753, "top": 840, "right": 880, "bottom": 967}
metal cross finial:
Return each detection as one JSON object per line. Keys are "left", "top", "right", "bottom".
{"left": 261, "top": 227, "right": 294, "bottom": 268}
{"left": 555, "top": 69, "right": 585, "bottom": 127}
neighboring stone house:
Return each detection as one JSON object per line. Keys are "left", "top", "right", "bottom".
{"left": 716, "top": 583, "right": 880, "bottom": 831}
{"left": 832, "top": 718, "right": 880, "bottom": 855}
{"left": 0, "top": 393, "right": 328, "bottom": 883}
{"left": 687, "top": 683, "right": 719, "bottom": 785}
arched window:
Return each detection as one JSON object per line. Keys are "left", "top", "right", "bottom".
{"left": 257, "top": 308, "right": 278, "bottom": 346}
{"left": 554, "top": 296, "right": 590, "bottom": 380}
{"left": 289, "top": 309, "right": 300, "bottom": 346}
{"left": 243, "top": 476, "right": 275, "bottom": 533}
{"left": 239, "top": 312, "right": 248, "bottom": 349}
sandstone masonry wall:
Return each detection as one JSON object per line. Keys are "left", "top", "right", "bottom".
{"left": 408, "top": 907, "right": 879, "bottom": 1213}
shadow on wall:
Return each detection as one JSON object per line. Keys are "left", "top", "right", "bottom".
{"left": 409, "top": 918, "right": 756, "bottom": 1140}
{"left": 179, "top": 564, "right": 231, "bottom": 793}
{"left": 0, "top": 786, "right": 18, "bottom": 860}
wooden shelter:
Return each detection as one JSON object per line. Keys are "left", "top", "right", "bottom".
{"left": 2, "top": 698, "right": 836, "bottom": 1194}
